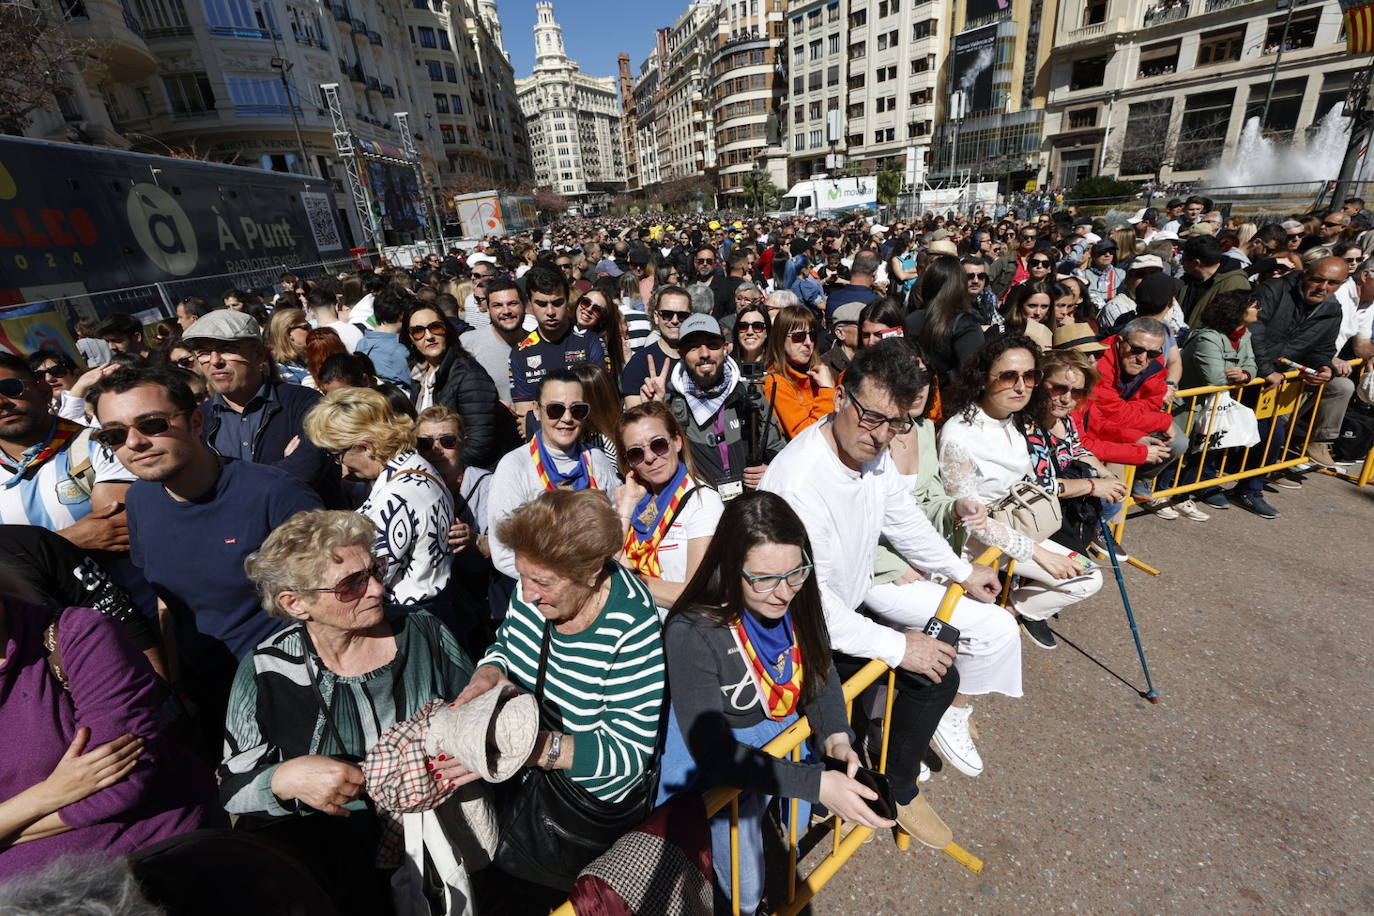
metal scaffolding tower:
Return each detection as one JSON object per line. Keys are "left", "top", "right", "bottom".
{"left": 394, "top": 112, "right": 446, "bottom": 253}
{"left": 321, "top": 82, "right": 381, "bottom": 254}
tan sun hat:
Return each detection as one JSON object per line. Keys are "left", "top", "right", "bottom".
{"left": 1053, "top": 322, "right": 1107, "bottom": 353}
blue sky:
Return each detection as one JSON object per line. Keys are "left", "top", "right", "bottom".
{"left": 497, "top": 0, "right": 670, "bottom": 81}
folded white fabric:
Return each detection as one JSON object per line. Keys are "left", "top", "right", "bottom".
{"left": 425, "top": 684, "right": 540, "bottom": 783}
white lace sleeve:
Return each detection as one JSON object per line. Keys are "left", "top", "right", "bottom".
{"left": 938, "top": 436, "right": 1035, "bottom": 563}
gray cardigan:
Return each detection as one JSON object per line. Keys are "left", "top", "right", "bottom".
{"left": 664, "top": 611, "right": 853, "bottom": 804}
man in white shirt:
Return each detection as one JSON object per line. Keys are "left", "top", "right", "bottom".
{"left": 1334, "top": 256, "right": 1374, "bottom": 375}
{"left": 307, "top": 291, "right": 362, "bottom": 352}
{"left": 760, "top": 341, "right": 1014, "bottom": 849}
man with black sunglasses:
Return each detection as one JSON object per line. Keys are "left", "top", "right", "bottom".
{"left": 89, "top": 367, "right": 321, "bottom": 755}
{"left": 962, "top": 256, "right": 1002, "bottom": 331}
{"left": 622, "top": 285, "right": 690, "bottom": 407}
{"left": 0, "top": 352, "right": 132, "bottom": 554}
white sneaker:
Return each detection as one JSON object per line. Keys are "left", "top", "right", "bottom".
{"left": 932, "top": 705, "right": 984, "bottom": 777}
{"left": 1174, "top": 498, "right": 1210, "bottom": 522}
{"left": 919, "top": 761, "right": 931, "bottom": 783}
{"left": 1147, "top": 498, "right": 1179, "bottom": 520}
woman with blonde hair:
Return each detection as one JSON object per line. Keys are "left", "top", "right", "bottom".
{"left": 304, "top": 387, "right": 456, "bottom": 622}
{"left": 267, "top": 307, "right": 312, "bottom": 385}
{"left": 1109, "top": 227, "right": 1139, "bottom": 259}
{"left": 761, "top": 304, "right": 835, "bottom": 438}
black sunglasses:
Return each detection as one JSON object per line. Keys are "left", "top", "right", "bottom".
{"left": 542, "top": 401, "right": 590, "bottom": 421}
{"left": 695, "top": 257, "right": 716, "bottom": 265}
{"left": 409, "top": 320, "right": 447, "bottom": 340}
{"left": 294, "top": 562, "right": 387, "bottom": 604}
{"left": 92, "top": 411, "right": 190, "bottom": 449}
{"left": 965, "top": 271, "right": 988, "bottom": 280}
{"left": 0, "top": 377, "right": 29, "bottom": 399}
{"left": 1028, "top": 258, "right": 1052, "bottom": 267}
{"left": 658, "top": 309, "right": 691, "bottom": 323}
{"left": 416, "top": 434, "right": 462, "bottom": 450}
{"left": 1125, "top": 343, "right": 1164, "bottom": 359}
{"left": 787, "top": 329, "right": 815, "bottom": 343}
{"left": 35, "top": 365, "right": 70, "bottom": 379}
{"left": 1047, "top": 381, "right": 1087, "bottom": 399}
{"left": 737, "top": 320, "right": 767, "bottom": 332}
{"left": 625, "top": 435, "right": 671, "bottom": 466}
{"left": 173, "top": 356, "right": 195, "bottom": 369}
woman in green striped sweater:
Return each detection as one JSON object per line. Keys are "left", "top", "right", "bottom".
{"left": 437, "top": 488, "right": 666, "bottom": 900}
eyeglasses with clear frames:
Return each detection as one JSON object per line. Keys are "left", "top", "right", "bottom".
{"left": 741, "top": 551, "right": 815, "bottom": 594}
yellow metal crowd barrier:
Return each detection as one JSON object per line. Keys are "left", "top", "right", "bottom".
{"left": 1113, "top": 359, "right": 1371, "bottom": 548}
{"left": 550, "top": 548, "right": 1005, "bottom": 916}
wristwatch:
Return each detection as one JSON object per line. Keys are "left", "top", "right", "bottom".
{"left": 543, "top": 731, "right": 563, "bottom": 769}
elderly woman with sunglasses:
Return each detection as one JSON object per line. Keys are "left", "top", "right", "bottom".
{"left": 940, "top": 335, "right": 1104, "bottom": 664}
{"left": 613, "top": 401, "right": 723, "bottom": 613}
{"left": 487, "top": 368, "right": 619, "bottom": 581}
{"left": 304, "top": 387, "right": 457, "bottom": 626}
{"left": 223, "top": 509, "right": 474, "bottom": 914}
{"left": 761, "top": 304, "right": 835, "bottom": 439}
{"left": 400, "top": 300, "right": 510, "bottom": 470}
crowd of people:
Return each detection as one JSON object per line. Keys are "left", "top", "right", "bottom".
{"left": 0, "top": 190, "right": 1370, "bottom": 915}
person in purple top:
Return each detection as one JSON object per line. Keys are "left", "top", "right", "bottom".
{"left": 0, "top": 591, "right": 213, "bottom": 880}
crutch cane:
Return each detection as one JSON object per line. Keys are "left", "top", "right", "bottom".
{"left": 1097, "top": 518, "right": 1160, "bottom": 703}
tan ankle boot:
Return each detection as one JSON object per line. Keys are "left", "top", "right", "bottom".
{"left": 896, "top": 793, "right": 953, "bottom": 849}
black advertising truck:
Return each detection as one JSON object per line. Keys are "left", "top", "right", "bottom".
{"left": 0, "top": 135, "right": 349, "bottom": 318}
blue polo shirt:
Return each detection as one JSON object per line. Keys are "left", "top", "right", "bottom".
{"left": 127, "top": 459, "right": 321, "bottom": 675}
{"left": 208, "top": 381, "right": 275, "bottom": 463}
{"left": 509, "top": 327, "right": 607, "bottom": 402}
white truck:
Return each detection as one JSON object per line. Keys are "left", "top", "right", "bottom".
{"left": 768, "top": 175, "right": 877, "bottom": 219}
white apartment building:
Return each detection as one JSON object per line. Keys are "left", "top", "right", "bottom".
{"left": 1043, "top": 0, "right": 1354, "bottom": 186}
{"left": 658, "top": 1, "right": 717, "bottom": 182}
{"left": 783, "top": 0, "right": 948, "bottom": 188}
{"left": 516, "top": 1, "right": 626, "bottom": 201}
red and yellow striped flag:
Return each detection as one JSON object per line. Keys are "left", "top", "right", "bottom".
{"left": 1341, "top": 0, "right": 1374, "bottom": 54}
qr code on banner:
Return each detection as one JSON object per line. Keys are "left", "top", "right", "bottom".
{"left": 301, "top": 192, "right": 343, "bottom": 252}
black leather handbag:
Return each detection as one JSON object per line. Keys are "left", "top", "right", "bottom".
{"left": 493, "top": 621, "right": 656, "bottom": 891}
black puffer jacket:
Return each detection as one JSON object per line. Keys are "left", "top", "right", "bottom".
{"left": 426, "top": 346, "right": 519, "bottom": 470}
{"left": 1249, "top": 272, "right": 1343, "bottom": 376}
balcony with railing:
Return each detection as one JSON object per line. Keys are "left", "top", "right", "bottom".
{"left": 1142, "top": 0, "right": 1189, "bottom": 26}
{"left": 62, "top": 0, "right": 156, "bottom": 80}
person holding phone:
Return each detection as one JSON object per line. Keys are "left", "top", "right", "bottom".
{"left": 658, "top": 491, "right": 893, "bottom": 916}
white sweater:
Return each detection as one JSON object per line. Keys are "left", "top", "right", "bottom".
{"left": 760, "top": 419, "right": 973, "bottom": 669}
{"left": 487, "top": 440, "right": 620, "bottom": 578}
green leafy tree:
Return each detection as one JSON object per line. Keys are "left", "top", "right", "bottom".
{"left": 877, "top": 163, "right": 904, "bottom": 207}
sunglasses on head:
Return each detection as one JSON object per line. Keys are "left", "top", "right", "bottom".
{"left": 92, "top": 411, "right": 188, "bottom": 449}
{"left": 416, "top": 434, "right": 462, "bottom": 450}
{"left": 295, "top": 562, "right": 387, "bottom": 604}
{"left": 1047, "top": 381, "right": 1087, "bottom": 400}
{"left": 1125, "top": 343, "right": 1164, "bottom": 359}
{"left": 787, "top": 329, "right": 815, "bottom": 343}
{"left": 991, "top": 368, "right": 1042, "bottom": 387}
{"left": 625, "top": 435, "right": 671, "bottom": 466}
{"left": 409, "top": 320, "right": 447, "bottom": 341}
{"left": 737, "top": 320, "right": 767, "bottom": 332}
{"left": 542, "top": 400, "right": 590, "bottom": 421}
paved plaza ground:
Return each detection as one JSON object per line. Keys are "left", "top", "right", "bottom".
{"left": 812, "top": 472, "right": 1374, "bottom": 915}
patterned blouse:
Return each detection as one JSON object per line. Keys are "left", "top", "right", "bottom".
{"left": 361, "top": 450, "right": 454, "bottom": 607}
{"left": 1025, "top": 416, "right": 1095, "bottom": 490}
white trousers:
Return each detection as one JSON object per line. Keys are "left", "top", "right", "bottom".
{"left": 971, "top": 537, "right": 1104, "bottom": 622}
{"left": 865, "top": 579, "right": 1023, "bottom": 699}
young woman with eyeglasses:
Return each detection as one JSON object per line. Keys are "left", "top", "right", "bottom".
{"left": 762, "top": 304, "right": 836, "bottom": 439}
{"left": 486, "top": 368, "right": 620, "bottom": 583}
{"left": 657, "top": 491, "right": 892, "bottom": 916}
{"left": 940, "top": 335, "right": 1103, "bottom": 662}
{"left": 611, "top": 401, "right": 722, "bottom": 614}
{"left": 400, "top": 300, "right": 512, "bottom": 471}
